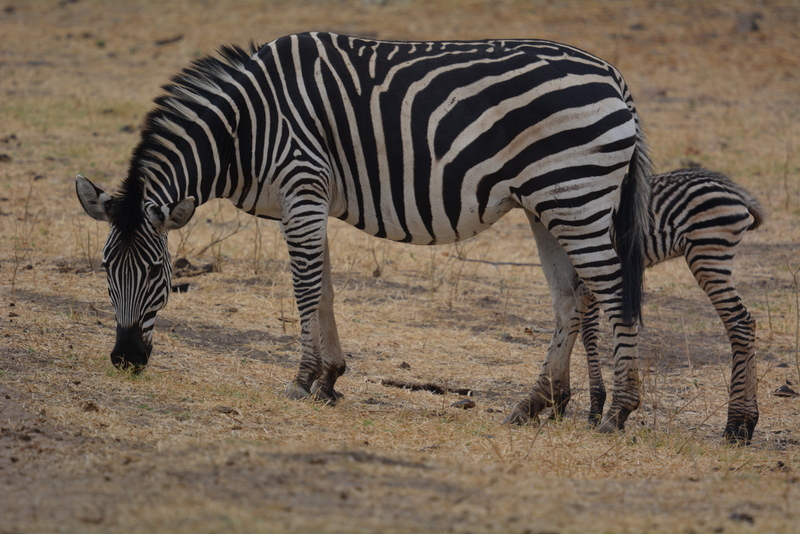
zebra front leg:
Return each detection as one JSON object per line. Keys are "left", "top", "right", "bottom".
{"left": 577, "top": 281, "right": 607, "bottom": 426}
{"left": 506, "top": 215, "right": 579, "bottom": 425}
{"left": 309, "top": 239, "right": 347, "bottom": 403}
{"left": 282, "top": 209, "right": 346, "bottom": 404}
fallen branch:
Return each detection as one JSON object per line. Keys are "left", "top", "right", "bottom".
{"left": 453, "top": 256, "right": 540, "bottom": 268}
{"left": 380, "top": 378, "right": 472, "bottom": 396}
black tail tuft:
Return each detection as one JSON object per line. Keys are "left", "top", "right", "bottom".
{"left": 613, "top": 145, "right": 652, "bottom": 326}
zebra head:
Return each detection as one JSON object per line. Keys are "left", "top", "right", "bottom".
{"left": 75, "top": 175, "right": 195, "bottom": 371}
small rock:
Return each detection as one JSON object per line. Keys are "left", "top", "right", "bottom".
{"left": 154, "top": 34, "right": 184, "bottom": 47}
{"left": 174, "top": 257, "right": 192, "bottom": 269}
{"left": 729, "top": 512, "right": 754, "bottom": 524}
{"left": 170, "top": 283, "right": 192, "bottom": 293}
{"left": 773, "top": 385, "right": 799, "bottom": 398}
{"left": 735, "top": 12, "right": 762, "bottom": 33}
{"left": 215, "top": 405, "right": 239, "bottom": 415}
{"left": 451, "top": 398, "right": 476, "bottom": 409}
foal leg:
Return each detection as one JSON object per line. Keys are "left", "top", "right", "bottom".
{"left": 686, "top": 249, "right": 758, "bottom": 443}
{"left": 506, "top": 214, "right": 582, "bottom": 425}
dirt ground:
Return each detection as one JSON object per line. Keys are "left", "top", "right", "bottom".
{"left": 2, "top": 1, "right": 800, "bottom": 533}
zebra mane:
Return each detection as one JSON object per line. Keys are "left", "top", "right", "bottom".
{"left": 111, "top": 42, "right": 262, "bottom": 240}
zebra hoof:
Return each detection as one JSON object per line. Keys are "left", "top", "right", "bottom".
{"left": 285, "top": 381, "right": 311, "bottom": 400}
{"left": 596, "top": 419, "right": 620, "bottom": 434}
{"left": 504, "top": 396, "right": 548, "bottom": 426}
{"left": 723, "top": 423, "right": 754, "bottom": 446}
{"left": 587, "top": 413, "right": 603, "bottom": 428}
{"left": 597, "top": 408, "right": 631, "bottom": 433}
{"left": 504, "top": 408, "right": 535, "bottom": 426}
{"left": 310, "top": 381, "right": 343, "bottom": 405}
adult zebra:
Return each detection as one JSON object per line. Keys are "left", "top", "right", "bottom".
{"left": 575, "top": 168, "right": 765, "bottom": 442}
{"left": 76, "top": 32, "right": 652, "bottom": 432}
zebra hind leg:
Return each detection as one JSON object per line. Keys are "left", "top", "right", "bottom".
{"left": 719, "top": 308, "right": 758, "bottom": 445}
{"left": 595, "top": 320, "right": 640, "bottom": 434}
{"left": 688, "top": 250, "right": 759, "bottom": 444}
{"left": 579, "top": 262, "right": 641, "bottom": 433}
{"left": 577, "top": 282, "right": 607, "bottom": 426}
{"left": 721, "top": 304, "right": 759, "bottom": 445}
{"left": 505, "top": 214, "right": 579, "bottom": 426}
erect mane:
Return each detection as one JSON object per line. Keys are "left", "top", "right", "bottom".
{"left": 110, "top": 42, "right": 262, "bottom": 241}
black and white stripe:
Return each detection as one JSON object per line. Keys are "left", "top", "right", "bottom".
{"left": 577, "top": 168, "right": 765, "bottom": 442}
{"left": 77, "top": 32, "right": 652, "bottom": 431}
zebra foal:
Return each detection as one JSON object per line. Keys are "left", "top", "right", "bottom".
{"left": 574, "top": 168, "right": 765, "bottom": 443}
{"left": 75, "top": 32, "right": 652, "bottom": 432}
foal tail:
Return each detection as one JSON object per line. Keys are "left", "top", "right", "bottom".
{"left": 740, "top": 185, "right": 767, "bottom": 231}
{"left": 613, "top": 119, "right": 653, "bottom": 326}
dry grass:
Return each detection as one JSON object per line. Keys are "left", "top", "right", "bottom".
{"left": 2, "top": 1, "right": 800, "bottom": 533}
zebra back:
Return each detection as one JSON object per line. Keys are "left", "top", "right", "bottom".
{"left": 646, "top": 168, "right": 765, "bottom": 267}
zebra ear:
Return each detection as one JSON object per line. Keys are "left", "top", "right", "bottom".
{"left": 76, "top": 174, "right": 112, "bottom": 222}
{"left": 145, "top": 197, "right": 196, "bottom": 232}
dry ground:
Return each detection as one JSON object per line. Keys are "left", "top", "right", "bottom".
{"left": 2, "top": 1, "right": 800, "bottom": 533}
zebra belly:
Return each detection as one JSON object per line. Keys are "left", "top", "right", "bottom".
{"left": 374, "top": 194, "right": 519, "bottom": 245}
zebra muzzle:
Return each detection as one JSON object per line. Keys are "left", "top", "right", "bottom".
{"left": 110, "top": 324, "right": 151, "bottom": 371}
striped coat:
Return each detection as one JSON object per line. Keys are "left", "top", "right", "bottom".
{"left": 576, "top": 168, "right": 764, "bottom": 442}
{"left": 77, "top": 32, "right": 652, "bottom": 433}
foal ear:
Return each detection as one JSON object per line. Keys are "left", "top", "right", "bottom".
{"left": 76, "top": 174, "right": 112, "bottom": 222}
{"left": 145, "top": 197, "right": 196, "bottom": 232}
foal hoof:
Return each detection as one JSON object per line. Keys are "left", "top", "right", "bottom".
{"left": 723, "top": 424, "right": 754, "bottom": 446}
{"left": 285, "top": 381, "right": 311, "bottom": 400}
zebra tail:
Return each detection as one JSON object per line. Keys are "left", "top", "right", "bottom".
{"left": 613, "top": 133, "right": 653, "bottom": 326}
{"left": 710, "top": 169, "right": 766, "bottom": 231}
{"left": 741, "top": 186, "right": 767, "bottom": 231}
